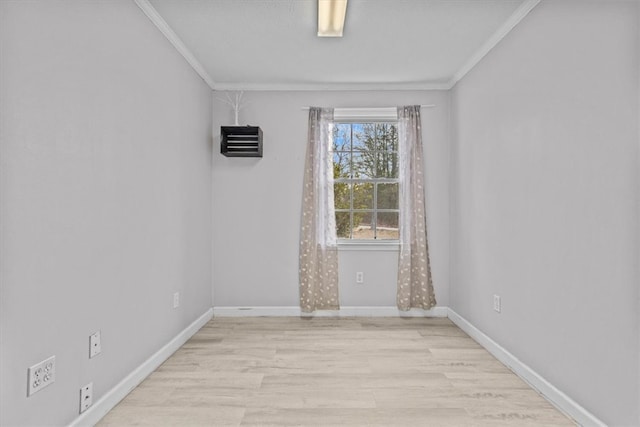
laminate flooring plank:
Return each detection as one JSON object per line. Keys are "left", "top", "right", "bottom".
{"left": 97, "top": 317, "right": 575, "bottom": 427}
{"left": 240, "top": 407, "right": 472, "bottom": 426}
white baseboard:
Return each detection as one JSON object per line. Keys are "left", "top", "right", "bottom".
{"left": 213, "top": 306, "right": 448, "bottom": 317}
{"left": 447, "top": 308, "right": 605, "bottom": 427}
{"left": 213, "top": 306, "right": 301, "bottom": 317}
{"left": 68, "top": 308, "right": 213, "bottom": 427}
{"left": 68, "top": 306, "right": 601, "bottom": 427}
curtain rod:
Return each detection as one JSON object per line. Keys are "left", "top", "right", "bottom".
{"left": 300, "top": 104, "right": 435, "bottom": 110}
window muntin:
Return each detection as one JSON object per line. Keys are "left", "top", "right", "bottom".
{"left": 332, "top": 122, "right": 399, "bottom": 241}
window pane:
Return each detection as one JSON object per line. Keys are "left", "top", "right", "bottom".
{"left": 352, "top": 153, "right": 374, "bottom": 179}
{"left": 332, "top": 121, "right": 400, "bottom": 242}
{"left": 352, "top": 212, "right": 373, "bottom": 239}
{"left": 334, "top": 183, "right": 350, "bottom": 210}
{"left": 333, "top": 152, "right": 350, "bottom": 179}
{"left": 375, "top": 123, "right": 398, "bottom": 152}
{"left": 377, "top": 212, "right": 399, "bottom": 240}
{"left": 335, "top": 211, "right": 351, "bottom": 238}
{"left": 373, "top": 152, "right": 398, "bottom": 178}
{"left": 353, "top": 182, "right": 373, "bottom": 209}
{"left": 333, "top": 123, "right": 351, "bottom": 151}
{"left": 377, "top": 183, "right": 399, "bottom": 209}
{"left": 352, "top": 124, "right": 374, "bottom": 151}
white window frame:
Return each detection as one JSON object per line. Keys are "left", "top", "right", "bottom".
{"left": 332, "top": 108, "right": 400, "bottom": 247}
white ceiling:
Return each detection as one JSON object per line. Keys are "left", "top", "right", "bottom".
{"left": 142, "top": 0, "right": 538, "bottom": 90}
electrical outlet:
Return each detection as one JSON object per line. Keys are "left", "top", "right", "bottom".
{"left": 89, "top": 331, "right": 101, "bottom": 358}
{"left": 173, "top": 292, "right": 180, "bottom": 308}
{"left": 27, "top": 356, "right": 56, "bottom": 396}
{"left": 493, "top": 295, "right": 501, "bottom": 313}
{"left": 356, "top": 272, "right": 364, "bottom": 284}
{"left": 79, "top": 382, "right": 93, "bottom": 413}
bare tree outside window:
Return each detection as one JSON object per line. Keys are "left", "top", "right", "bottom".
{"left": 333, "top": 123, "right": 399, "bottom": 240}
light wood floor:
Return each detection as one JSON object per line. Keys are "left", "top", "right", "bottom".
{"left": 98, "top": 317, "right": 575, "bottom": 426}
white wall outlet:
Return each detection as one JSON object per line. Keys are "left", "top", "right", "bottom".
{"left": 493, "top": 294, "right": 501, "bottom": 313}
{"left": 356, "top": 272, "right": 364, "bottom": 284}
{"left": 27, "top": 355, "right": 56, "bottom": 396}
{"left": 173, "top": 292, "right": 180, "bottom": 308}
{"left": 89, "top": 331, "right": 101, "bottom": 358}
{"left": 79, "top": 382, "right": 93, "bottom": 413}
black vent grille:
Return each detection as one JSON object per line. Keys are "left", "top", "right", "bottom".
{"left": 221, "top": 126, "right": 263, "bottom": 157}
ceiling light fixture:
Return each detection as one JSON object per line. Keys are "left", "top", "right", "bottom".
{"left": 317, "top": 0, "right": 348, "bottom": 37}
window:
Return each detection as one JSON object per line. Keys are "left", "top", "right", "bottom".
{"left": 332, "top": 122, "right": 399, "bottom": 240}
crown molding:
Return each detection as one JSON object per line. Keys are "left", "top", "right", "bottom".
{"left": 134, "top": 0, "right": 215, "bottom": 90}
{"left": 447, "top": 0, "right": 540, "bottom": 89}
{"left": 212, "top": 81, "right": 451, "bottom": 92}
{"left": 135, "top": 0, "right": 538, "bottom": 93}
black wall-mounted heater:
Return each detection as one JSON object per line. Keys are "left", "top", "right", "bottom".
{"left": 220, "top": 126, "right": 263, "bottom": 157}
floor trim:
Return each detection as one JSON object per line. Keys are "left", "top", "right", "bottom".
{"left": 68, "top": 308, "right": 213, "bottom": 427}
{"left": 213, "top": 306, "right": 448, "bottom": 318}
{"left": 73, "top": 306, "right": 604, "bottom": 426}
{"left": 447, "top": 308, "right": 605, "bottom": 427}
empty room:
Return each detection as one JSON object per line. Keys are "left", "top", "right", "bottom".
{"left": 0, "top": 0, "right": 638, "bottom": 426}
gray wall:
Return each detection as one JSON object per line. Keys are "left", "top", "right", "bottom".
{"left": 0, "top": 1, "right": 213, "bottom": 425}
{"left": 450, "top": 1, "right": 639, "bottom": 425}
{"left": 212, "top": 91, "right": 450, "bottom": 308}
{"left": 2, "top": 1, "right": 637, "bottom": 425}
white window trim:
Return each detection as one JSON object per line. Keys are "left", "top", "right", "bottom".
{"left": 337, "top": 240, "right": 400, "bottom": 251}
{"left": 333, "top": 107, "right": 397, "bottom": 123}
{"left": 332, "top": 113, "right": 400, "bottom": 246}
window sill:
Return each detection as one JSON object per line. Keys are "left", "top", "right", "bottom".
{"left": 337, "top": 241, "right": 400, "bottom": 252}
